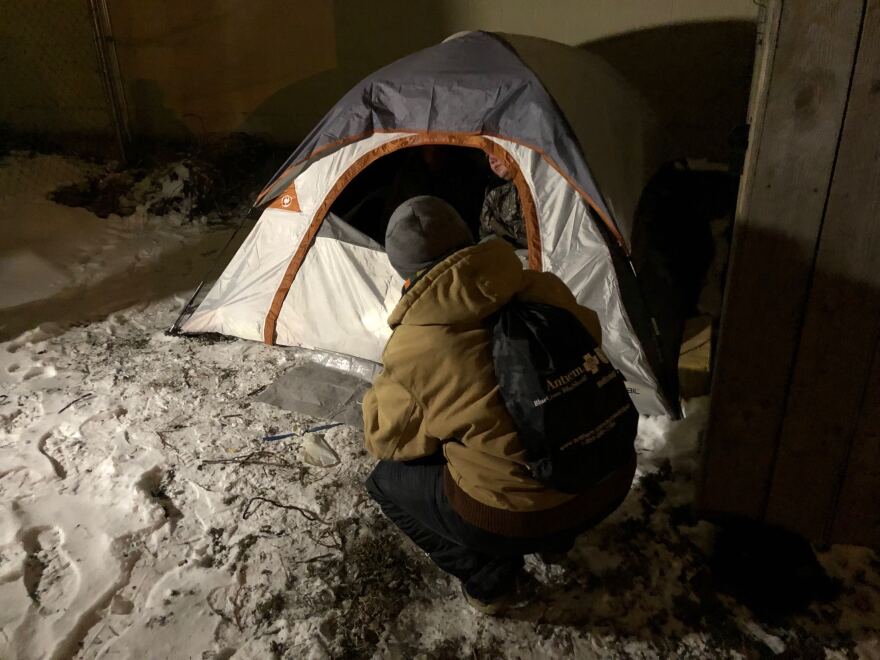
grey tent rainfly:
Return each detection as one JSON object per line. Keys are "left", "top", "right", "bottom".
{"left": 173, "top": 30, "right": 681, "bottom": 417}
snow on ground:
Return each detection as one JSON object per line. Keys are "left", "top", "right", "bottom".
{"left": 1, "top": 153, "right": 879, "bottom": 659}
{"left": 0, "top": 153, "right": 235, "bottom": 341}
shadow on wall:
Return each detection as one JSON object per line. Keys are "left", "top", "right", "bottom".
{"left": 698, "top": 222, "right": 880, "bottom": 551}
{"left": 581, "top": 20, "right": 756, "bottom": 163}
{"left": 241, "top": 0, "right": 455, "bottom": 143}
{"left": 248, "top": 18, "right": 756, "bottom": 156}
{"left": 127, "top": 79, "right": 195, "bottom": 143}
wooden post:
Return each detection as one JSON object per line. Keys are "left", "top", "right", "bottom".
{"left": 766, "top": 1, "right": 880, "bottom": 544}
{"left": 698, "top": 0, "right": 864, "bottom": 521}
{"left": 831, "top": 337, "right": 880, "bottom": 547}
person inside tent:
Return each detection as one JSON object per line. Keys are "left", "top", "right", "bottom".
{"left": 381, "top": 146, "right": 486, "bottom": 238}
{"left": 479, "top": 152, "right": 527, "bottom": 249}
{"left": 362, "top": 195, "right": 636, "bottom": 614}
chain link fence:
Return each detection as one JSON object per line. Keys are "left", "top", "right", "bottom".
{"left": 0, "top": 0, "right": 120, "bottom": 199}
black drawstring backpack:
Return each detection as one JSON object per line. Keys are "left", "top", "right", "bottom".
{"left": 491, "top": 300, "right": 638, "bottom": 493}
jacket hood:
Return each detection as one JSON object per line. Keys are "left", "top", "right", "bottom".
{"left": 388, "top": 239, "right": 524, "bottom": 327}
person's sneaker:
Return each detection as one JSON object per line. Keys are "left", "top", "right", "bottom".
{"left": 461, "top": 583, "right": 514, "bottom": 616}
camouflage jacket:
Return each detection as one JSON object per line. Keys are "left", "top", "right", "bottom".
{"left": 479, "top": 181, "right": 526, "bottom": 248}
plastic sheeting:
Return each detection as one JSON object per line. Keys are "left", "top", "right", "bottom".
{"left": 296, "top": 347, "right": 382, "bottom": 383}
{"left": 255, "top": 361, "right": 372, "bottom": 429}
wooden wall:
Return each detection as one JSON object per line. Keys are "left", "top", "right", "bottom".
{"left": 698, "top": 0, "right": 880, "bottom": 549}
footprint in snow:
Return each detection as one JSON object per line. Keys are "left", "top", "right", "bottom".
{"left": 19, "top": 526, "right": 77, "bottom": 616}
{"left": 5, "top": 340, "right": 24, "bottom": 354}
{"left": 22, "top": 364, "right": 57, "bottom": 381}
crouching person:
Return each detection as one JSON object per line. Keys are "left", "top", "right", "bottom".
{"left": 363, "top": 195, "right": 637, "bottom": 614}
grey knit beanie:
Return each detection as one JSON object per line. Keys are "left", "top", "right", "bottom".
{"left": 385, "top": 196, "right": 475, "bottom": 280}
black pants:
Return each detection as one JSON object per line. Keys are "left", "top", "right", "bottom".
{"left": 365, "top": 457, "right": 583, "bottom": 602}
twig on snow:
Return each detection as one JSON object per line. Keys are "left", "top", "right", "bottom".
{"left": 306, "top": 525, "right": 343, "bottom": 553}
{"left": 241, "top": 496, "right": 327, "bottom": 524}
{"left": 199, "top": 449, "right": 300, "bottom": 471}
{"left": 247, "top": 384, "right": 268, "bottom": 397}
{"left": 58, "top": 393, "right": 94, "bottom": 413}
{"left": 262, "top": 422, "right": 344, "bottom": 442}
{"left": 290, "top": 553, "right": 334, "bottom": 565}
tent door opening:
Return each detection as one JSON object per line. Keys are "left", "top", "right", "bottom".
{"left": 327, "top": 144, "right": 504, "bottom": 248}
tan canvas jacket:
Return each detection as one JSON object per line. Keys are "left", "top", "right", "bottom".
{"left": 363, "top": 239, "right": 636, "bottom": 536}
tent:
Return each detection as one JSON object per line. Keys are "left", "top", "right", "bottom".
{"left": 174, "top": 31, "right": 681, "bottom": 417}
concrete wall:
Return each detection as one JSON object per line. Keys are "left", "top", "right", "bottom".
{"left": 110, "top": 0, "right": 338, "bottom": 141}
{"left": 0, "top": 1, "right": 758, "bottom": 160}
{"left": 108, "top": 0, "right": 758, "bottom": 157}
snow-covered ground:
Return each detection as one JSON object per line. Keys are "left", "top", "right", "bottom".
{"left": 1, "top": 154, "right": 879, "bottom": 659}
{"left": 0, "top": 154, "right": 235, "bottom": 341}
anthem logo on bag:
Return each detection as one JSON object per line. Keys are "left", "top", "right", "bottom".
{"left": 492, "top": 300, "right": 637, "bottom": 493}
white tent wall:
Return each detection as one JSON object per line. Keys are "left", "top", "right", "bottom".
{"left": 278, "top": 234, "right": 401, "bottom": 361}
{"left": 276, "top": 131, "right": 430, "bottom": 359}
{"left": 283, "top": 132, "right": 405, "bottom": 217}
{"left": 178, "top": 206, "right": 311, "bottom": 341}
{"left": 488, "top": 137, "right": 665, "bottom": 415}
{"left": 180, "top": 132, "right": 407, "bottom": 342}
